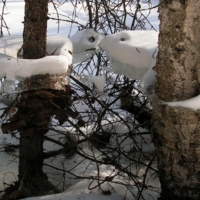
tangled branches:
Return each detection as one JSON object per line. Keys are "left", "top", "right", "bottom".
{"left": 0, "top": 0, "right": 159, "bottom": 199}
{"left": 0, "top": 0, "right": 10, "bottom": 36}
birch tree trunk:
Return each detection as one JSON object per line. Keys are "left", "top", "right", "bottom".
{"left": 152, "top": 0, "right": 200, "bottom": 199}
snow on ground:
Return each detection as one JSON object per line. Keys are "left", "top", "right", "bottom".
{"left": 21, "top": 190, "right": 123, "bottom": 200}
{"left": 0, "top": 1, "right": 161, "bottom": 200}
{"left": 76, "top": 75, "right": 105, "bottom": 92}
{"left": 0, "top": 1, "right": 87, "bottom": 36}
{"left": 39, "top": 102, "right": 160, "bottom": 200}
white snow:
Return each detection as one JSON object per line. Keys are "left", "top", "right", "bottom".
{"left": 0, "top": 1, "right": 86, "bottom": 36}
{"left": 21, "top": 190, "right": 123, "bottom": 200}
{"left": 0, "top": 35, "right": 73, "bottom": 58}
{"left": 100, "top": 30, "right": 158, "bottom": 94}
{"left": 69, "top": 29, "right": 104, "bottom": 63}
{"left": 0, "top": 1, "right": 161, "bottom": 200}
{"left": 69, "top": 29, "right": 103, "bottom": 54}
{"left": 0, "top": 55, "right": 72, "bottom": 80}
{"left": 0, "top": 29, "right": 104, "bottom": 80}
{"left": 166, "top": 95, "right": 200, "bottom": 111}
{"left": 0, "top": 36, "right": 73, "bottom": 80}
{"left": 76, "top": 75, "right": 105, "bottom": 92}
{"left": 100, "top": 30, "right": 158, "bottom": 80}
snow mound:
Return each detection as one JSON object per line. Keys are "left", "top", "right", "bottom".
{"left": 0, "top": 55, "right": 72, "bottom": 80}
{"left": 101, "top": 30, "right": 158, "bottom": 92}
{"left": 0, "top": 36, "right": 73, "bottom": 80}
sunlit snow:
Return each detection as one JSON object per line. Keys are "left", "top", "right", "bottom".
{"left": 101, "top": 30, "right": 158, "bottom": 92}
{"left": 166, "top": 95, "right": 200, "bottom": 111}
{"left": 69, "top": 29, "right": 104, "bottom": 63}
{"left": 0, "top": 35, "right": 73, "bottom": 58}
{"left": 0, "top": 36, "right": 73, "bottom": 80}
{"left": 0, "top": 29, "right": 104, "bottom": 80}
{"left": 1, "top": 55, "right": 72, "bottom": 80}
{"left": 69, "top": 29, "right": 103, "bottom": 54}
{"left": 101, "top": 30, "right": 158, "bottom": 79}
{"left": 0, "top": 1, "right": 161, "bottom": 200}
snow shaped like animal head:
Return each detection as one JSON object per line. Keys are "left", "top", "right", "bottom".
{"left": 69, "top": 29, "right": 103, "bottom": 54}
{"left": 100, "top": 30, "right": 158, "bottom": 80}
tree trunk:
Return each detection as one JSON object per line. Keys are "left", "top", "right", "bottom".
{"left": 0, "top": 1, "right": 73, "bottom": 197}
{"left": 2, "top": 0, "right": 69, "bottom": 197}
{"left": 152, "top": 95, "right": 200, "bottom": 200}
{"left": 23, "top": 0, "right": 48, "bottom": 59}
{"left": 17, "top": 0, "right": 49, "bottom": 192}
{"left": 17, "top": 82, "right": 71, "bottom": 196}
{"left": 152, "top": 0, "right": 200, "bottom": 199}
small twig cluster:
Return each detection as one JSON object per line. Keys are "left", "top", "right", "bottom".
{"left": 0, "top": 0, "right": 10, "bottom": 36}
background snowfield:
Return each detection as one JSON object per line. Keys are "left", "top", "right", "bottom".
{"left": 0, "top": 1, "right": 162, "bottom": 200}
{"left": 1, "top": 0, "right": 159, "bottom": 36}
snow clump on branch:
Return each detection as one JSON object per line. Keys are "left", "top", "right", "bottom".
{"left": 101, "top": 30, "right": 158, "bottom": 93}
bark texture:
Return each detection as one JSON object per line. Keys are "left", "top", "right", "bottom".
{"left": 17, "top": 1, "right": 49, "bottom": 191}
{"left": 152, "top": 95, "right": 200, "bottom": 200}
{"left": 152, "top": 0, "right": 200, "bottom": 199}
{"left": 18, "top": 86, "right": 71, "bottom": 193}
{"left": 23, "top": 0, "right": 48, "bottom": 59}
{"left": 18, "top": 1, "right": 73, "bottom": 196}
{"left": 156, "top": 0, "right": 200, "bottom": 101}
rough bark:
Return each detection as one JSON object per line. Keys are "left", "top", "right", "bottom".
{"left": 17, "top": 84, "right": 71, "bottom": 196}
{"left": 152, "top": 95, "right": 200, "bottom": 200}
{"left": 156, "top": 0, "right": 200, "bottom": 101}
{"left": 152, "top": 0, "right": 200, "bottom": 199}
{"left": 17, "top": 1, "right": 49, "bottom": 192}
{"left": 23, "top": 0, "right": 48, "bottom": 59}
